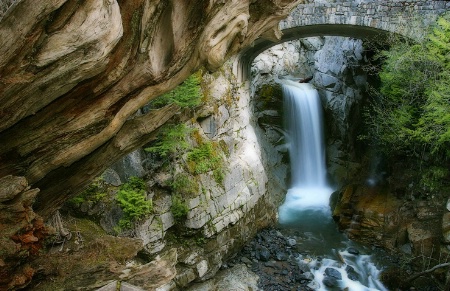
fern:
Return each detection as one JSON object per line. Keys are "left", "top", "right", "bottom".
{"left": 116, "top": 177, "right": 152, "bottom": 229}
{"left": 145, "top": 124, "right": 192, "bottom": 157}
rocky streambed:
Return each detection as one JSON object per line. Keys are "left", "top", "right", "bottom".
{"left": 224, "top": 227, "right": 315, "bottom": 290}
{"left": 216, "top": 227, "right": 394, "bottom": 291}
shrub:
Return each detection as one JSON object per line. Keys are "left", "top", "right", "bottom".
{"left": 116, "top": 177, "right": 152, "bottom": 229}
{"left": 170, "top": 195, "right": 189, "bottom": 223}
{"left": 363, "top": 13, "right": 450, "bottom": 190}
{"left": 420, "top": 166, "right": 449, "bottom": 192}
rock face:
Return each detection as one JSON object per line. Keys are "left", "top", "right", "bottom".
{"left": 0, "top": 1, "right": 303, "bottom": 289}
{"left": 0, "top": 176, "right": 47, "bottom": 290}
{"left": 331, "top": 183, "right": 447, "bottom": 273}
{"left": 0, "top": 0, "right": 302, "bottom": 217}
{"left": 61, "top": 61, "right": 280, "bottom": 289}
{"left": 331, "top": 184, "right": 405, "bottom": 250}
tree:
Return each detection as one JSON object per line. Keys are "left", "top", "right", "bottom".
{"left": 367, "top": 13, "right": 450, "bottom": 158}
{"left": 364, "top": 13, "right": 450, "bottom": 189}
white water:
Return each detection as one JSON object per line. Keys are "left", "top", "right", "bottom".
{"left": 277, "top": 80, "right": 387, "bottom": 291}
{"left": 278, "top": 80, "right": 333, "bottom": 221}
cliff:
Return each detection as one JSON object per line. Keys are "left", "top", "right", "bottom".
{"left": 0, "top": 0, "right": 302, "bottom": 289}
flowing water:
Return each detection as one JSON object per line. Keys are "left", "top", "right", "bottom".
{"left": 277, "top": 80, "right": 388, "bottom": 291}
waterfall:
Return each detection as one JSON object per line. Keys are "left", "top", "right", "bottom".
{"left": 283, "top": 81, "right": 327, "bottom": 187}
{"left": 276, "top": 79, "right": 388, "bottom": 291}
{"left": 278, "top": 80, "right": 333, "bottom": 222}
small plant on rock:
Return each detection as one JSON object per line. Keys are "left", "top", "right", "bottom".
{"left": 145, "top": 124, "right": 192, "bottom": 159}
{"left": 116, "top": 177, "right": 152, "bottom": 230}
{"left": 187, "top": 141, "right": 224, "bottom": 184}
{"left": 171, "top": 173, "right": 199, "bottom": 198}
{"left": 147, "top": 71, "right": 203, "bottom": 109}
{"left": 68, "top": 177, "right": 107, "bottom": 207}
{"left": 171, "top": 195, "right": 189, "bottom": 223}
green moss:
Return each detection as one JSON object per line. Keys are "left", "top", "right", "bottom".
{"left": 171, "top": 173, "right": 199, "bottom": 197}
{"left": 219, "top": 139, "right": 230, "bottom": 157}
{"left": 213, "top": 168, "right": 225, "bottom": 185}
{"left": 257, "top": 83, "right": 283, "bottom": 103}
{"left": 187, "top": 141, "right": 223, "bottom": 177}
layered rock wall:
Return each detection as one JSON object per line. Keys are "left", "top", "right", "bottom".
{"left": 0, "top": 1, "right": 303, "bottom": 289}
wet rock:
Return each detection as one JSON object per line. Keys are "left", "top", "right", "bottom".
{"left": 345, "top": 265, "right": 359, "bottom": 281}
{"left": 287, "top": 238, "right": 297, "bottom": 246}
{"left": 325, "top": 267, "right": 342, "bottom": 280}
{"left": 299, "top": 271, "right": 314, "bottom": 281}
{"left": 264, "top": 261, "right": 277, "bottom": 269}
{"left": 241, "top": 257, "right": 252, "bottom": 265}
{"left": 257, "top": 246, "right": 271, "bottom": 262}
{"left": 323, "top": 276, "right": 339, "bottom": 288}
{"left": 442, "top": 212, "right": 450, "bottom": 244}
{"left": 297, "top": 261, "right": 311, "bottom": 273}
{"left": 261, "top": 233, "right": 273, "bottom": 243}
{"left": 307, "top": 280, "right": 320, "bottom": 289}
{"left": 347, "top": 247, "right": 359, "bottom": 255}
{"left": 275, "top": 252, "right": 288, "bottom": 261}
{"left": 399, "top": 243, "right": 412, "bottom": 255}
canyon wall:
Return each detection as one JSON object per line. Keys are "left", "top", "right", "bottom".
{"left": 0, "top": 1, "right": 303, "bottom": 289}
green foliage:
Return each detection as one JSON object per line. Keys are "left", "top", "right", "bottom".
{"left": 170, "top": 195, "right": 189, "bottom": 223}
{"left": 187, "top": 141, "right": 224, "bottom": 181}
{"left": 149, "top": 72, "right": 203, "bottom": 109}
{"left": 68, "top": 177, "right": 107, "bottom": 207}
{"left": 213, "top": 168, "right": 225, "bottom": 185}
{"left": 420, "top": 166, "right": 449, "bottom": 192}
{"left": 364, "top": 13, "right": 450, "bottom": 191}
{"left": 171, "top": 173, "right": 199, "bottom": 197}
{"left": 145, "top": 124, "right": 192, "bottom": 158}
{"left": 194, "top": 236, "right": 206, "bottom": 246}
{"left": 116, "top": 177, "right": 152, "bottom": 229}
{"left": 366, "top": 13, "right": 450, "bottom": 159}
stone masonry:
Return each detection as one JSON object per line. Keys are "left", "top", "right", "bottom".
{"left": 284, "top": 0, "right": 450, "bottom": 39}
{"left": 235, "top": 0, "right": 450, "bottom": 82}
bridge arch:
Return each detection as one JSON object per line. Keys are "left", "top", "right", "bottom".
{"left": 235, "top": 0, "right": 450, "bottom": 81}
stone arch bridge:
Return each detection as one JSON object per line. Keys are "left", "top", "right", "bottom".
{"left": 235, "top": 0, "right": 450, "bottom": 81}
